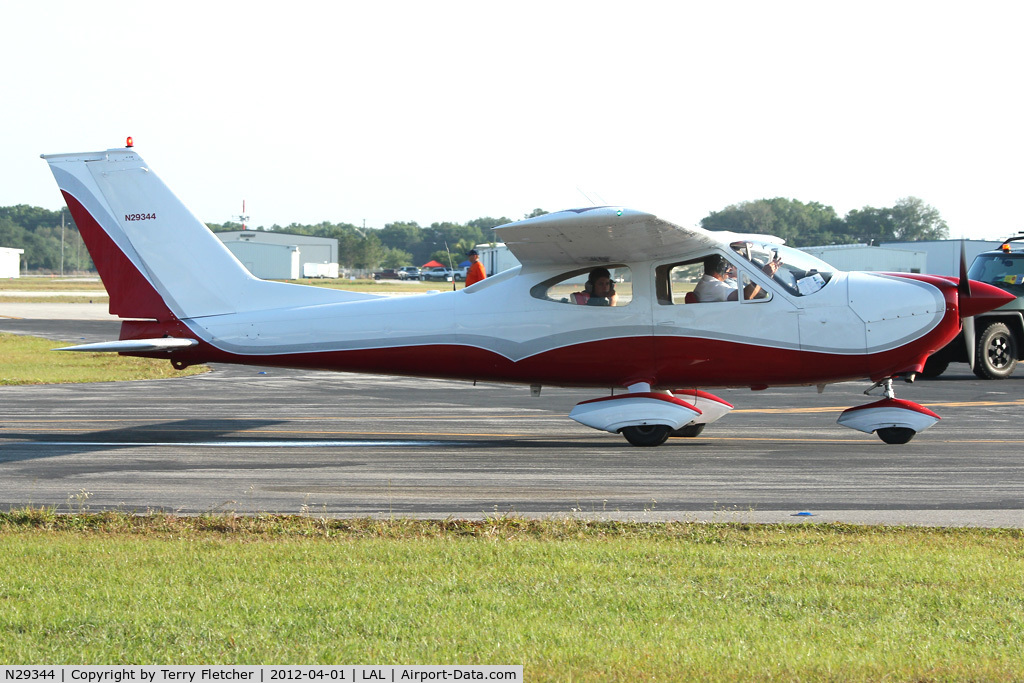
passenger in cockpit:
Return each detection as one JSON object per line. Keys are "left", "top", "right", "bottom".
{"left": 571, "top": 267, "right": 618, "bottom": 306}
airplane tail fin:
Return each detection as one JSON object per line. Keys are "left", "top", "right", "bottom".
{"left": 42, "top": 145, "right": 362, "bottom": 321}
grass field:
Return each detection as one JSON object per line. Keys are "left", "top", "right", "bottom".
{"left": 0, "top": 276, "right": 106, "bottom": 291}
{"left": 0, "top": 294, "right": 109, "bottom": 303}
{"left": 0, "top": 333, "right": 207, "bottom": 384}
{"left": 1, "top": 513, "right": 1022, "bottom": 679}
{"left": 0, "top": 276, "right": 108, "bottom": 302}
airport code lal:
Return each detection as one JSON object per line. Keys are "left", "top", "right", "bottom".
{"left": 1, "top": 668, "right": 521, "bottom": 683}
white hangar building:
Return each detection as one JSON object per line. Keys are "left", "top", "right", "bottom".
{"left": 881, "top": 239, "right": 1003, "bottom": 276}
{"left": 216, "top": 231, "right": 339, "bottom": 280}
{"left": 803, "top": 240, "right": 1005, "bottom": 277}
{"left": 0, "top": 246, "right": 25, "bottom": 278}
{"left": 801, "top": 244, "right": 927, "bottom": 274}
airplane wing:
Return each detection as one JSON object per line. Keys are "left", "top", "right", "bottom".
{"left": 54, "top": 338, "right": 198, "bottom": 353}
{"left": 493, "top": 207, "right": 723, "bottom": 267}
{"left": 494, "top": 206, "right": 785, "bottom": 267}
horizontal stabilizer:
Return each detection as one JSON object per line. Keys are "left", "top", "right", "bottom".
{"left": 54, "top": 338, "right": 198, "bottom": 353}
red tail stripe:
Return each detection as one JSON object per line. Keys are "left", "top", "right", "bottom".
{"left": 63, "top": 191, "right": 173, "bottom": 320}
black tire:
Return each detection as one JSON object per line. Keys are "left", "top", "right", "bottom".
{"left": 921, "top": 352, "right": 950, "bottom": 378}
{"left": 620, "top": 424, "right": 672, "bottom": 447}
{"left": 876, "top": 427, "right": 916, "bottom": 445}
{"left": 671, "top": 423, "right": 706, "bottom": 437}
{"left": 973, "top": 322, "right": 1018, "bottom": 379}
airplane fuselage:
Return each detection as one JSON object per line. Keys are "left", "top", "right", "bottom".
{"left": 125, "top": 262, "right": 961, "bottom": 390}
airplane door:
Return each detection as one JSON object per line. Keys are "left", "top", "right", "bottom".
{"left": 651, "top": 261, "right": 801, "bottom": 386}
{"left": 456, "top": 265, "right": 658, "bottom": 387}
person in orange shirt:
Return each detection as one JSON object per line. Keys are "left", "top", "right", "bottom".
{"left": 464, "top": 249, "right": 486, "bottom": 287}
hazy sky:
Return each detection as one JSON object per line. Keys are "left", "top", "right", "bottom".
{"left": 3, "top": 1, "right": 1022, "bottom": 240}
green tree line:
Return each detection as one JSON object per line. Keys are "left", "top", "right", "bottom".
{"left": 0, "top": 205, "right": 93, "bottom": 273}
{"left": 701, "top": 196, "right": 948, "bottom": 246}
{"left": 1, "top": 198, "right": 946, "bottom": 274}
{"left": 206, "top": 213, "right": 529, "bottom": 270}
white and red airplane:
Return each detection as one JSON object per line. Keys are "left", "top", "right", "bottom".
{"left": 41, "top": 141, "right": 1013, "bottom": 446}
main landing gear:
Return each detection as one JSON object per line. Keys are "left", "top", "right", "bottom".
{"left": 568, "top": 384, "right": 733, "bottom": 447}
{"left": 620, "top": 424, "right": 674, "bottom": 447}
{"left": 837, "top": 377, "right": 940, "bottom": 444}
{"left": 568, "top": 378, "right": 939, "bottom": 446}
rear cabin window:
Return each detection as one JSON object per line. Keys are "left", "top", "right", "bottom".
{"left": 531, "top": 266, "right": 632, "bottom": 307}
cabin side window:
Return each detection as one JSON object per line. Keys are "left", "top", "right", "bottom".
{"left": 531, "top": 265, "right": 632, "bottom": 307}
{"left": 655, "top": 256, "right": 772, "bottom": 304}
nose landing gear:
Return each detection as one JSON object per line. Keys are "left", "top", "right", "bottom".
{"left": 837, "top": 378, "right": 940, "bottom": 444}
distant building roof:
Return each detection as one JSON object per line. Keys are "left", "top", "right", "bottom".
{"left": 217, "top": 231, "right": 337, "bottom": 245}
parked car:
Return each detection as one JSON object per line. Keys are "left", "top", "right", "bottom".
{"left": 373, "top": 269, "right": 401, "bottom": 280}
{"left": 422, "top": 266, "right": 464, "bottom": 282}
{"left": 397, "top": 266, "right": 421, "bottom": 280}
{"left": 924, "top": 233, "right": 1024, "bottom": 379}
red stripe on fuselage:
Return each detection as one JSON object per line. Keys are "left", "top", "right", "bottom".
{"left": 140, "top": 325, "right": 957, "bottom": 389}
{"left": 118, "top": 265, "right": 965, "bottom": 389}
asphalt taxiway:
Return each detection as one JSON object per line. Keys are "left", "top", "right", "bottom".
{"left": 2, "top": 305, "right": 1023, "bottom": 526}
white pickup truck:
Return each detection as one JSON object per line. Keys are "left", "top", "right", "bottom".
{"left": 421, "top": 266, "right": 466, "bottom": 282}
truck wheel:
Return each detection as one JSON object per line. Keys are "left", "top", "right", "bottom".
{"left": 973, "top": 322, "right": 1018, "bottom": 379}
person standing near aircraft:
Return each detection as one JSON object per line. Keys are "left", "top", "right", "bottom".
{"left": 694, "top": 254, "right": 779, "bottom": 302}
{"left": 464, "top": 249, "right": 486, "bottom": 287}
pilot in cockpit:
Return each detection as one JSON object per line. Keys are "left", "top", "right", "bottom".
{"left": 694, "top": 254, "right": 779, "bottom": 302}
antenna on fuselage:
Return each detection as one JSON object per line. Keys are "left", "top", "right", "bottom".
{"left": 576, "top": 187, "right": 607, "bottom": 206}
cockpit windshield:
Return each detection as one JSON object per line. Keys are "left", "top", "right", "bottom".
{"left": 730, "top": 240, "right": 834, "bottom": 296}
